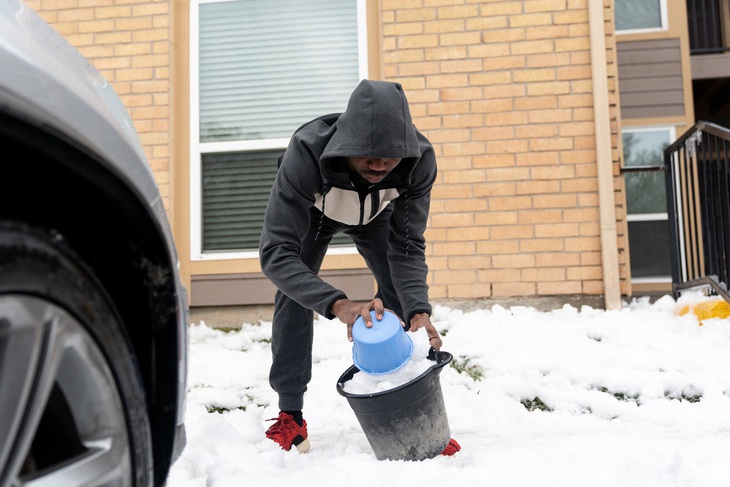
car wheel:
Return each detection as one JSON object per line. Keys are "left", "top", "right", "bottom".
{"left": 0, "top": 221, "right": 153, "bottom": 486}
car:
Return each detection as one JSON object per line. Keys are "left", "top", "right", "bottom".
{"left": 0, "top": 1, "right": 188, "bottom": 486}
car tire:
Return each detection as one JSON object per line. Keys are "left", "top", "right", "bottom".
{"left": 0, "top": 220, "right": 153, "bottom": 486}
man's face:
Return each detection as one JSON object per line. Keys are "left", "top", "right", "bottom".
{"left": 346, "top": 157, "right": 402, "bottom": 185}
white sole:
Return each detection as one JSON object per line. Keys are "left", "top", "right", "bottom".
{"left": 295, "top": 438, "right": 310, "bottom": 453}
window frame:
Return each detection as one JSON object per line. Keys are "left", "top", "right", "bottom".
{"left": 189, "top": 0, "right": 369, "bottom": 261}
{"left": 623, "top": 124, "right": 677, "bottom": 284}
{"left": 615, "top": 0, "right": 668, "bottom": 35}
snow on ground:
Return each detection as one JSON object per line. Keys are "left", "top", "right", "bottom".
{"left": 167, "top": 293, "right": 730, "bottom": 487}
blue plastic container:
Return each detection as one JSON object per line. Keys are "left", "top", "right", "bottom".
{"left": 352, "top": 310, "right": 413, "bottom": 375}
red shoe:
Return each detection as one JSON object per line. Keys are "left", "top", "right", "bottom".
{"left": 265, "top": 412, "right": 310, "bottom": 453}
{"left": 440, "top": 438, "right": 461, "bottom": 456}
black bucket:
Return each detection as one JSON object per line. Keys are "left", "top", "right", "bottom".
{"left": 336, "top": 348, "right": 453, "bottom": 461}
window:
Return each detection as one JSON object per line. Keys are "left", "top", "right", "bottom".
{"left": 615, "top": 0, "right": 667, "bottom": 33}
{"left": 623, "top": 127, "right": 675, "bottom": 282}
{"left": 191, "top": 0, "right": 367, "bottom": 259}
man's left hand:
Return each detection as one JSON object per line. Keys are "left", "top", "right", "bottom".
{"left": 409, "top": 313, "right": 442, "bottom": 350}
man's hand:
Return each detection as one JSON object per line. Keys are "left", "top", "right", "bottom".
{"left": 409, "top": 313, "right": 443, "bottom": 350}
{"left": 330, "top": 298, "right": 386, "bottom": 342}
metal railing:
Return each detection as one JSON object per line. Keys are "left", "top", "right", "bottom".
{"left": 663, "top": 121, "right": 730, "bottom": 301}
{"left": 688, "top": 0, "right": 730, "bottom": 54}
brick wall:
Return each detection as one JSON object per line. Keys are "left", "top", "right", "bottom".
{"left": 382, "top": 0, "right": 627, "bottom": 300}
{"left": 27, "top": 0, "right": 172, "bottom": 209}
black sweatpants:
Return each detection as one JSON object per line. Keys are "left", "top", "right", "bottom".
{"left": 269, "top": 204, "right": 404, "bottom": 411}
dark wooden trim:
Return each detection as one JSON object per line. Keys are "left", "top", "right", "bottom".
{"left": 190, "top": 269, "right": 376, "bottom": 306}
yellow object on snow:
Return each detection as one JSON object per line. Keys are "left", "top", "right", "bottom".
{"left": 679, "top": 299, "right": 730, "bottom": 325}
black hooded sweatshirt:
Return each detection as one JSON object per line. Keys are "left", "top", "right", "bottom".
{"left": 259, "top": 80, "right": 437, "bottom": 323}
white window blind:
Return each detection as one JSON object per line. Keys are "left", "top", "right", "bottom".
{"left": 199, "top": 0, "right": 359, "bottom": 142}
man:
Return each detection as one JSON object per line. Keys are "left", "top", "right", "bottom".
{"left": 259, "top": 79, "right": 458, "bottom": 455}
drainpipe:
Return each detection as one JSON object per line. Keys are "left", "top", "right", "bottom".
{"left": 588, "top": 0, "right": 622, "bottom": 310}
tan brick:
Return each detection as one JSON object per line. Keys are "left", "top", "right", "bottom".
{"left": 440, "top": 86, "right": 482, "bottom": 100}
{"left": 448, "top": 255, "right": 492, "bottom": 270}
{"left": 526, "top": 81, "right": 571, "bottom": 96}
{"left": 427, "top": 101, "right": 471, "bottom": 115}
{"left": 444, "top": 198, "right": 488, "bottom": 213}
{"left": 432, "top": 242, "right": 476, "bottom": 256}
{"left": 493, "top": 253, "right": 535, "bottom": 268}
{"left": 567, "top": 266, "right": 602, "bottom": 280}
{"left": 526, "top": 25, "right": 569, "bottom": 40}
{"left": 535, "top": 223, "right": 580, "bottom": 238}
{"left": 431, "top": 213, "right": 474, "bottom": 228}
{"left": 515, "top": 151, "right": 560, "bottom": 166}
{"left": 471, "top": 98, "right": 515, "bottom": 113}
{"left": 474, "top": 182, "right": 518, "bottom": 197}
{"left": 537, "top": 281, "right": 582, "bottom": 295}
{"left": 493, "top": 282, "right": 537, "bottom": 297}
{"left": 431, "top": 184, "right": 473, "bottom": 199}
{"left": 440, "top": 32, "right": 482, "bottom": 46}
{"left": 553, "top": 9, "right": 589, "bottom": 24}
{"left": 514, "top": 95, "right": 557, "bottom": 111}
{"left": 490, "top": 225, "right": 535, "bottom": 240}
{"left": 441, "top": 59, "right": 483, "bottom": 73}
{"left": 525, "top": 0, "right": 573, "bottom": 13}
{"left": 535, "top": 252, "right": 580, "bottom": 267}
{"left": 515, "top": 124, "right": 557, "bottom": 139}
{"left": 437, "top": 5, "right": 480, "bottom": 18}
{"left": 446, "top": 226, "right": 490, "bottom": 241}
{"left": 517, "top": 180, "right": 561, "bottom": 195}
{"left": 474, "top": 211, "right": 519, "bottom": 227}
{"left": 426, "top": 74, "right": 470, "bottom": 88}
{"left": 512, "top": 68, "right": 556, "bottom": 83}
{"left": 509, "top": 12, "right": 552, "bottom": 28}
{"left": 473, "top": 153, "right": 516, "bottom": 168}
{"left": 442, "top": 141, "right": 486, "bottom": 156}
{"left": 472, "top": 126, "right": 516, "bottom": 141}
{"left": 581, "top": 280, "right": 605, "bottom": 295}
{"left": 383, "top": 0, "right": 424, "bottom": 10}
{"left": 483, "top": 55, "right": 527, "bottom": 70}
{"left": 558, "top": 93, "right": 594, "bottom": 108}
{"left": 481, "top": 2, "right": 524, "bottom": 16}
{"left": 522, "top": 267, "right": 566, "bottom": 282}
{"left": 519, "top": 237, "right": 565, "bottom": 253}
{"left": 398, "top": 61, "right": 441, "bottom": 76}
{"left": 424, "top": 19, "right": 464, "bottom": 33}
{"left": 533, "top": 194, "right": 578, "bottom": 208}
{"left": 385, "top": 49, "right": 426, "bottom": 63}
{"left": 484, "top": 110, "right": 529, "bottom": 126}
{"left": 434, "top": 269, "right": 478, "bottom": 284}
{"left": 490, "top": 196, "right": 533, "bottom": 211}
{"left": 561, "top": 178, "right": 598, "bottom": 193}
{"left": 475, "top": 240, "right": 521, "bottom": 255}
{"left": 447, "top": 283, "right": 491, "bottom": 299}
{"left": 469, "top": 43, "right": 511, "bottom": 58}
{"left": 478, "top": 269, "right": 520, "bottom": 284}
{"left": 132, "top": 28, "right": 168, "bottom": 43}
{"left": 486, "top": 139, "right": 529, "bottom": 154}
{"left": 529, "top": 137, "right": 573, "bottom": 152}
{"left": 557, "top": 65, "right": 591, "bottom": 81}
{"left": 443, "top": 169, "right": 487, "bottom": 184}
{"left": 565, "top": 237, "right": 601, "bottom": 251}
{"left": 465, "top": 15, "right": 508, "bottom": 31}
{"left": 531, "top": 165, "right": 576, "bottom": 180}
{"left": 511, "top": 40, "right": 555, "bottom": 55}
{"left": 484, "top": 28, "right": 526, "bottom": 43}
{"left": 425, "top": 46, "right": 466, "bottom": 60}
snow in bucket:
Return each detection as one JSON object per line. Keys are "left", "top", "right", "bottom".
{"left": 344, "top": 326, "right": 436, "bottom": 394}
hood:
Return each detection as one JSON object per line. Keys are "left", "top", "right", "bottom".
{"left": 321, "top": 80, "right": 422, "bottom": 161}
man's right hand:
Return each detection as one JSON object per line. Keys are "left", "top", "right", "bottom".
{"left": 330, "top": 298, "right": 387, "bottom": 342}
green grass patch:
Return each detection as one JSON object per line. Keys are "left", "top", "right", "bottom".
{"left": 450, "top": 356, "right": 484, "bottom": 381}
{"left": 521, "top": 396, "right": 552, "bottom": 412}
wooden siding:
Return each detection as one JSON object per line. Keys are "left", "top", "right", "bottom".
{"left": 191, "top": 269, "right": 375, "bottom": 307}
{"left": 617, "top": 39, "right": 685, "bottom": 119}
